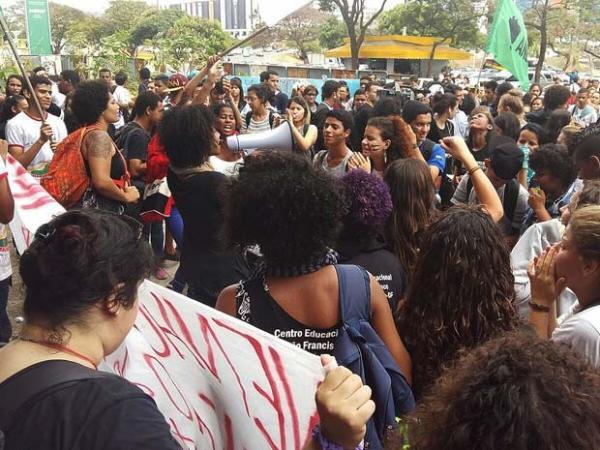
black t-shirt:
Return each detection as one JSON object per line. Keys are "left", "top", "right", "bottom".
{"left": 351, "top": 104, "right": 373, "bottom": 151}
{"left": 427, "top": 119, "right": 454, "bottom": 144}
{"left": 337, "top": 236, "right": 405, "bottom": 312}
{"left": 116, "top": 122, "right": 150, "bottom": 185}
{"left": 1, "top": 360, "right": 181, "bottom": 450}
{"left": 167, "top": 169, "right": 249, "bottom": 306}
{"left": 311, "top": 102, "right": 332, "bottom": 152}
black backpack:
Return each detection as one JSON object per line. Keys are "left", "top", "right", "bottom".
{"left": 245, "top": 110, "right": 276, "bottom": 130}
{"left": 467, "top": 177, "right": 520, "bottom": 227}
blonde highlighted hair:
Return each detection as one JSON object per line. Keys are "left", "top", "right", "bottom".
{"left": 569, "top": 205, "right": 600, "bottom": 261}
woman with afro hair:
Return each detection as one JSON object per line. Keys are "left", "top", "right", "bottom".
{"left": 216, "top": 152, "right": 412, "bottom": 381}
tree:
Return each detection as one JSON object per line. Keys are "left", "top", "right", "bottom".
{"left": 128, "top": 8, "right": 185, "bottom": 56}
{"left": 377, "top": 1, "right": 484, "bottom": 77}
{"left": 1, "top": 3, "right": 26, "bottom": 45}
{"left": 49, "top": 3, "right": 87, "bottom": 54}
{"left": 319, "top": 0, "right": 389, "bottom": 70}
{"left": 102, "top": 0, "right": 150, "bottom": 36}
{"left": 154, "top": 16, "right": 234, "bottom": 71}
{"left": 319, "top": 17, "right": 346, "bottom": 49}
{"left": 274, "top": 8, "right": 328, "bottom": 63}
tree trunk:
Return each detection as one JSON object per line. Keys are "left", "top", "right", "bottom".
{"left": 348, "top": 28, "right": 359, "bottom": 70}
{"left": 426, "top": 42, "right": 441, "bottom": 78}
{"left": 534, "top": 1, "right": 549, "bottom": 83}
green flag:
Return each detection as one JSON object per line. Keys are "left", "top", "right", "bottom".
{"left": 486, "top": 0, "right": 530, "bottom": 90}
{"left": 25, "top": 0, "right": 52, "bottom": 55}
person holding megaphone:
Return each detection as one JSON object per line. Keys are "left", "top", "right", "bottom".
{"left": 284, "top": 96, "right": 318, "bottom": 158}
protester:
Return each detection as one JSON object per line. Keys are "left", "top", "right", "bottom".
{"left": 57, "top": 70, "right": 80, "bottom": 106}
{"left": 228, "top": 76, "right": 246, "bottom": 112}
{"left": 0, "top": 95, "right": 27, "bottom": 140}
{"left": 337, "top": 169, "right": 405, "bottom": 310}
{"left": 522, "top": 144, "right": 578, "bottom": 232}
{"left": 528, "top": 205, "right": 600, "bottom": 367}
{"left": 112, "top": 71, "right": 133, "bottom": 129}
{"left": 338, "top": 84, "right": 351, "bottom": 111}
{"left": 570, "top": 88, "right": 598, "bottom": 127}
{"left": 351, "top": 81, "right": 381, "bottom": 150}
{"left": 313, "top": 109, "right": 354, "bottom": 177}
{"left": 557, "top": 122, "right": 584, "bottom": 154}
{"left": 210, "top": 102, "right": 243, "bottom": 177}
{"left": 241, "top": 84, "right": 276, "bottom": 134}
{"left": 5, "top": 75, "right": 23, "bottom": 96}
{"left": 160, "top": 104, "right": 248, "bottom": 306}
{"left": 401, "top": 101, "right": 447, "bottom": 181}
{"left": 303, "top": 84, "right": 319, "bottom": 114}
{"left": 463, "top": 106, "right": 496, "bottom": 170}
{"left": 526, "top": 84, "right": 570, "bottom": 126}
{"left": 71, "top": 80, "right": 139, "bottom": 212}
{"left": 6, "top": 75, "right": 67, "bottom": 178}
{"left": 409, "top": 331, "right": 600, "bottom": 449}
{"left": 311, "top": 80, "right": 341, "bottom": 151}
{"left": 427, "top": 92, "right": 457, "bottom": 143}
{"left": 351, "top": 88, "right": 367, "bottom": 115}
{"left": 0, "top": 152, "right": 13, "bottom": 345}
{"left": 396, "top": 205, "right": 519, "bottom": 399}
{"left": 481, "top": 80, "right": 498, "bottom": 110}
{"left": 98, "top": 68, "right": 113, "bottom": 87}
{"left": 384, "top": 159, "right": 437, "bottom": 291}
{"left": 451, "top": 136, "right": 528, "bottom": 246}
{"left": 494, "top": 111, "right": 521, "bottom": 141}
{"left": 572, "top": 124, "right": 600, "bottom": 179}
{"left": 544, "top": 109, "right": 572, "bottom": 143}
{"left": 498, "top": 90, "right": 527, "bottom": 126}
{"left": 262, "top": 70, "right": 288, "bottom": 114}
{"left": 138, "top": 67, "right": 151, "bottom": 94}
{"left": 448, "top": 85, "right": 468, "bottom": 139}
{"left": 216, "top": 151, "right": 412, "bottom": 380}
{"left": 285, "top": 96, "right": 318, "bottom": 157}
{"left": 518, "top": 122, "right": 546, "bottom": 187}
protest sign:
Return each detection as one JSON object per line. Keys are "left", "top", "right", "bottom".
{"left": 5, "top": 154, "right": 65, "bottom": 253}
{"left": 103, "top": 280, "right": 325, "bottom": 450}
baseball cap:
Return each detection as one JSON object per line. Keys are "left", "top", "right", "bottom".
{"left": 489, "top": 136, "right": 524, "bottom": 180}
{"left": 165, "top": 73, "right": 188, "bottom": 92}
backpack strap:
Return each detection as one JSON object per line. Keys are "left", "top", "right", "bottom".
{"left": 334, "top": 265, "right": 371, "bottom": 326}
{"left": 268, "top": 111, "right": 275, "bottom": 129}
{"left": 503, "top": 178, "right": 520, "bottom": 224}
{"left": 466, "top": 175, "right": 473, "bottom": 198}
{"left": 245, "top": 111, "right": 252, "bottom": 128}
{"left": 0, "top": 360, "right": 112, "bottom": 432}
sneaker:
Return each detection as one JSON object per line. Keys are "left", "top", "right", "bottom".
{"left": 154, "top": 267, "right": 169, "bottom": 280}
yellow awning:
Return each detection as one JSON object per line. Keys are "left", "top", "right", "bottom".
{"left": 324, "top": 35, "right": 472, "bottom": 60}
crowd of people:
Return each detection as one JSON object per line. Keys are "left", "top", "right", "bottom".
{"left": 0, "top": 57, "right": 600, "bottom": 449}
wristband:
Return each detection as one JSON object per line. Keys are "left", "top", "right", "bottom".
{"left": 312, "top": 424, "right": 364, "bottom": 450}
{"left": 528, "top": 300, "right": 551, "bottom": 312}
{"left": 467, "top": 165, "right": 481, "bottom": 176}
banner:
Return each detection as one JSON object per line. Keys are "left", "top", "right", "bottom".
{"left": 103, "top": 281, "right": 324, "bottom": 449}
{"left": 5, "top": 154, "right": 325, "bottom": 449}
{"left": 25, "top": 0, "right": 52, "bottom": 55}
{"left": 485, "top": 0, "right": 530, "bottom": 90}
{"left": 5, "top": 154, "right": 65, "bottom": 253}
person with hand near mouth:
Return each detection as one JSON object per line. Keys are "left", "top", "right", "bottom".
{"left": 6, "top": 75, "right": 67, "bottom": 178}
{"left": 285, "top": 96, "right": 317, "bottom": 158}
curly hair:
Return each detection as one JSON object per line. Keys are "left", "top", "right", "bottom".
{"left": 409, "top": 331, "right": 600, "bottom": 450}
{"left": 572, "top": 123, "right": 600, "bottom": 161}
{"left": 224, "top": 152, "right": 346, "bottom": 267}
{"left": 339, "top": 169, "right": 392, "bottom": 240}
{"left": 529, "top": 143, "right": 577, "bottom": 189}
{"left": 20, "top": 210, "right": 153, "bottom": 340}
{"left": 396, "top": 205, "right": 519, "bottom": 399}
{"left": 158, "top": 104, "right": 216, "bottom": 168}
{"left": 384, "top": 159, "right": 436, "bottom": 288}
{"left": 543, "top": 84, "right": 570, "bottom": 111}
{"left": 367, "top": 116, "right": 414, "bottom": 163}
{"left": 71, "top": 80, "right": 111, "bottom": 126}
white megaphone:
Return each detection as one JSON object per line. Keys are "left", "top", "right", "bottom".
{"left": 226, "top": 122, "right": 294, "bottom": 154}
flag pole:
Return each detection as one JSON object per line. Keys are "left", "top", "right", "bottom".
{"left": 0, "top": 13, "right": 48, "bottom": 128}
{"left": 475, "top": 52, "right": 488, "bottom": 88}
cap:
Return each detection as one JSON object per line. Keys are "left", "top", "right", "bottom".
{"left": 489, "top": 136, "right": 524, "bottom": 180}
{"left": 165, "top": 73, "right": 188, "bottom": 92}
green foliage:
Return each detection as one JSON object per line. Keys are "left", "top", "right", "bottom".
{"left": 274, "top": 8, "right": 329, "bottom": 62}
{"left": 377, "top": 1, "right": 484, "bottom": 49}
{"left": 49, "top": 2, "right": 86, "bottom": 54}
{"left": 128, "top": 9, "right": 185, "bottom": 49}
{"left": 102, "top": 0, "right": 149, "bottom": 36}
{"left": 153, "top": 16, "right": 233, "bottom": 70}
{"left": 319, "top": 17, "right": 346, "bottom": 49}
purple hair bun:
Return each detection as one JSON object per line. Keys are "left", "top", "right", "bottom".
{"left": 341, "top": 169, "right": 392, "bottom": 229}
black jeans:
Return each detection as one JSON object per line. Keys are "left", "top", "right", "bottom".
{"left": 0, "top": 277, "right": 12, "bottom": 343}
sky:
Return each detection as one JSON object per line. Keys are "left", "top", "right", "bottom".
{"left": 4, "top": 0, "right": 404, "bottom": 17}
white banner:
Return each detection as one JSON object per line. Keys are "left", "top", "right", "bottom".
{"left": 6, "top": 154, "right": 325, "bottom": 449}
{"left": 5, "top": 153, "right": 65, "bottom": 253}
{"left": 103, "top": 281, "right": 324, "bottom": 450}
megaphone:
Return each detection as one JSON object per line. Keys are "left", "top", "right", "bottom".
{"left": 227, "top": 121, "right": 294, "bottom": 154}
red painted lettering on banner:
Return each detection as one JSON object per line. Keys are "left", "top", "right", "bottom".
{"left": 169, "top": 418, "right": 195, "bottom": 449}
{"left": 195, "top": 411, "right": 217, "bottom": 450}
{"left": 271, "top": 346, "right": 302, "bottom": 449}
{"left": 224, "top": 414, "right": 235, "bottom": 450}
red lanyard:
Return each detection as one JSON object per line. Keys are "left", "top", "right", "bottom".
{"left": 19, "top": 338, "right": 98, "bottom": 370}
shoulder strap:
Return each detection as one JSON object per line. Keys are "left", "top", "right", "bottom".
{"left": 334, "top": 264, "right": 371, "bottom": 325}
{"left": 245, "top": 111, "right": 252, "bottom": 128}
{"left": 268, "top": 111, "right": 275, "bottom": 129}
{"left": 503, "top": 178, "right": 520, "bottom": 223}
{"left": 0, "top": 361, "right": 111, "bottom": 431}
{"left": 466, "top": 176, "right": 473, "bottom": 197}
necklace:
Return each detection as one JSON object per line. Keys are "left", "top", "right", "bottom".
{"left": 17, "top": 336, "right": 98, "bottom": 370}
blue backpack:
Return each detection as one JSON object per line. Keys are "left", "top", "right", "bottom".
{"left": 333, "top": 265, "right": 415, "bottom": 450}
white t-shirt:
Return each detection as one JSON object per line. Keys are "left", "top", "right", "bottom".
{"left": 209, "top": 155, "right": 243, "bottom": 177}
{"left": 113, "top": 85, "right": 132, "bottom": 129}
{"left": 0, "top": 158, "right": 12, "bottom": 281}
{"left": 5, "top": 111, "right": 67, "bottom": 179}
{"left": 552, "top": 301, "right": 600, "bottom": 368}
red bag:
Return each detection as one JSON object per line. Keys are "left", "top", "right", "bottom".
{"left": 41, "top": 126, "right": 97, "bottom": 208}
